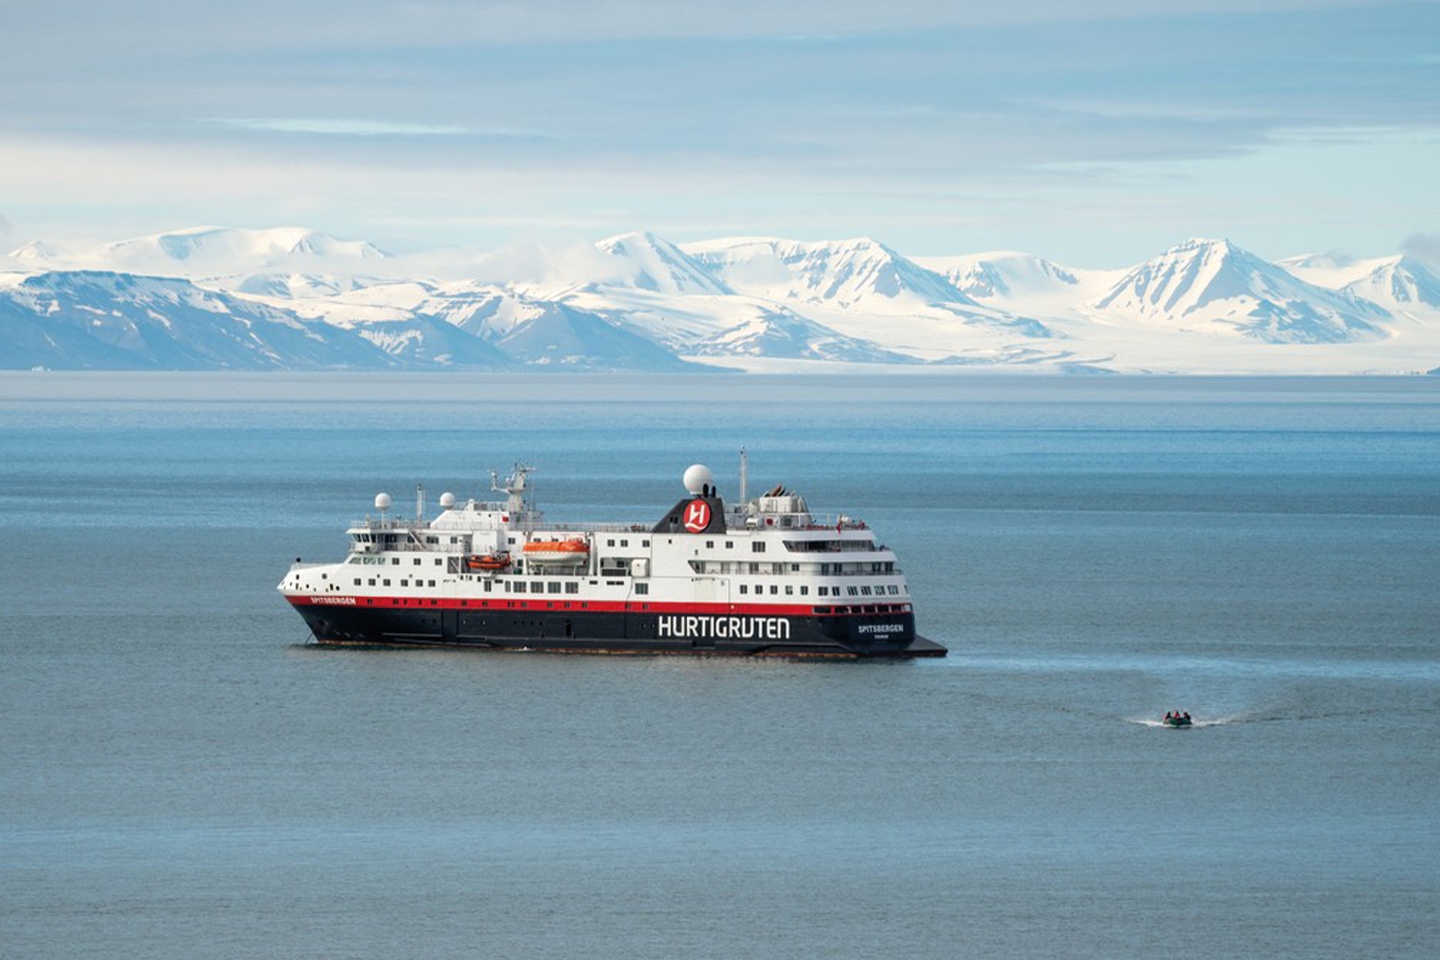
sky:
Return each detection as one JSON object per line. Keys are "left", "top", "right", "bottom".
{"left": 2, "top": 0, "right": 1438, "bottom": 266}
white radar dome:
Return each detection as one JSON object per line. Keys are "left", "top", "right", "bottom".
{"left": 683, "top": 463, "right": 715, "bottom": 495}
{"left": 374, "top": 492, "right": 392, "bottom": 511}
{"left": 439, "top": 492, "right": 456, "bottom": 509}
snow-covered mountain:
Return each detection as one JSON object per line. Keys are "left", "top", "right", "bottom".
{"left": 433, "top": 288, "right": 690, "bottom": 368}
{"left": 324, "top": 315, "right": 514, "bottom": 368}
{"left": 1093, "top": 238, "right": 1386, "bottom": 343}
{"left": 683, "top": 237, "right": 969, "bottom": 308}
{"left": 8, "top": 239, "right": 75, "bottom": 265}
{"left": 1340, "top": 258, "right": 1440, "bottom": 317}
{"left": 917, "top": 251, "right": 1082, "bottom": 301}
{"left": 0, "top": 271, "right": 397, "bottom": 370}
{"left": 597, "top": 231, "right": 731, "bottom": 295}
{"left": 688, "top": 308, "right": 918, "bottom": 364}
{"left": 8, "top": 227, "right": 389, "bottom": 278}
{"left": 7, "top": 225, "right": 1440, "bottom": 373}
{"left": 1282, "top": 254, "right": 1440, "bottom": 315}
{"left": 284, "top": 281, "right": 694, "bottom": 369}
{"left": 220, "top": 272, "right": 380, "bottom": 299}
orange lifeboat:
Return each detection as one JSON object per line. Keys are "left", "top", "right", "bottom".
{"left": 464, "top": 552, "right": 511, "bottom": 572}
{"left": 522, "top": 538, "right": 590, "bottom": 566}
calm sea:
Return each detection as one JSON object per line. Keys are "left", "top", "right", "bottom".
{"left": 2, "top": 372, "right": 1437, "bottom": 960}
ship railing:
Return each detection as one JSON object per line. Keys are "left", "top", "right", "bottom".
{"left": 534, "top": 522, "right": 652, "bottom": 534}
{"left": 351, "top": 518, "right": 427, "bottom": 531}
{"left": 783, "top": 541, "right": 887, "bottom": 553}
{"left": 350, "top": 541, "right": 442, "bottom": 554}
{"left": 817, "top": 568, "right": 903, "bottom": 576}
{"left": 732, "top": 511, "right": 870, "bottom": 530}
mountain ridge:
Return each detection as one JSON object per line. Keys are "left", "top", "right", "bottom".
{"left": 5, "top": 226, "right": 1439, "bottom": 374}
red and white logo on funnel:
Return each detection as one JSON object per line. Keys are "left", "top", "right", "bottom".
{"left": 683, "top": 499, "right": 711, "bottom": 533}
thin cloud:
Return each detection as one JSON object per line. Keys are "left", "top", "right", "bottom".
{"left": 1401, "top": 232, "right": 1440, "bottom": 270}
{"left": 205, "top": 118, "right": 545, "bottom": 138}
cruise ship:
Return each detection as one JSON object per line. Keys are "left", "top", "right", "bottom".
{"left": 278, "top": 459, "right": 947, "bottom": 658}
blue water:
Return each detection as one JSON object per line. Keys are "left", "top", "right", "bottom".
{"left": 2, "top": 373, "right": 1438, "bottom": 959}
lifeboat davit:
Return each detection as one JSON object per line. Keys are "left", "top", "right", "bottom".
{"left": 522, "top": 538, "right": 591, "bottom": 566}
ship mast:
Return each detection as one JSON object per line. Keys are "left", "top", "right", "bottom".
{"left": 491, "top": 463, "right": 534, "bottom": 515}
{"left": 738, "top": 446, "right": 748, "bottom": 505}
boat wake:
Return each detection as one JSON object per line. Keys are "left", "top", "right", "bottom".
{"left": 1128, "top": 705, "right": 1393, "bottom": 728}
{"left": 1129, "top": 717, "right": 1231, "bottom": 729}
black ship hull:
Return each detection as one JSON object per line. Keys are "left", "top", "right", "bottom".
{"left": 288, "top": 598, "right": 947, "bottom": 659}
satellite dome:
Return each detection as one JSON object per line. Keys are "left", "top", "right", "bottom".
{"left": 683, "top": 463, "right": 714, "bottom": 495}
{"left": 439, "top": 492, "right": 456, "bottom": 509}
{"left": 374, "top": 492, "right": 392, "bottom": 511}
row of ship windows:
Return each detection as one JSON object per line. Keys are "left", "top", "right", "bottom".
{"left": 348, "top": 576, "right": 901, "bottom": 598}
{"left": 737, "top": 583, "right": 903, "bottom": 597}
{"left": 351, "top": 555, "right": 444, "bottom": 566}
{"left": 688, "top": 561, "right": 895, "bottom": 575}
{"left": 352, "top": 577, "right": 593, "bottom": 594}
